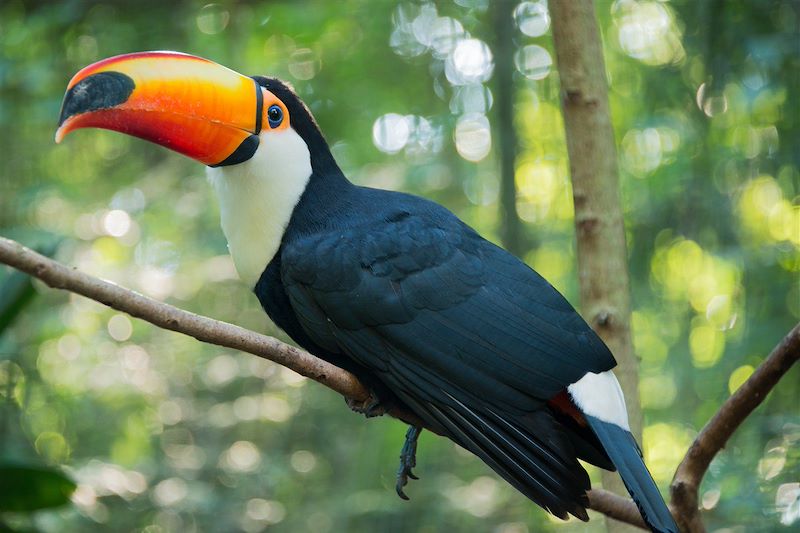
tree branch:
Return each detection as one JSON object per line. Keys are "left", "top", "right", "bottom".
{"left": 588, "top": 489, "right": 648, "bottom": 529}
{"left": 0, "top": 237, "right": 361, "bottom": 396}
{"left": 669, "top": 321, "right": 800, "bottom": 532}
{"left": 2, "top": 235, "right": 798, "bottom": 531}
{"left": 0, "top": 235, "right": 419, "bottom": 430}
{"left": 587, "top": 323, "right": 800, "bottom": 532}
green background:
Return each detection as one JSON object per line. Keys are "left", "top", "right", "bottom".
{"left": 0, "top": 1, "right": 797, "bottom": 531}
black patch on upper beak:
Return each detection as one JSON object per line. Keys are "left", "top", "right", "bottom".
{"left": 58, "top": 71, "right": 135, "bottom": 126}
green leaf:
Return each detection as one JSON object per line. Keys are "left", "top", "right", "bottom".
{"left": 0, "top": 464, "right": 76, "bottom": 512}
{"left": 0, "top": 271, "right": 36, "bottom": 338}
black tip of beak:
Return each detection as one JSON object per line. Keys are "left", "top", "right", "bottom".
{"left": 58, "top": 71, "right": 135, "bottom": 127}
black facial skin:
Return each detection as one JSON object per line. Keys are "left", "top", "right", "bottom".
{"left": 210, "top": 134, "right": 260, "bottom": 168}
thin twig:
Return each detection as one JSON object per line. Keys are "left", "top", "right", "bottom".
{"left": 1, "top": 235, "right": 798, "bottom": 529}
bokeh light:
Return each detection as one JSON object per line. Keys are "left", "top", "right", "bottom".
{"left": 196, "top": 4, "right": 229, "bottom": 35}
{"left": 514, "top": 45, "right": 552, "bottom": 80}
{"left": 514, "top": 1, "right": 550, "bottom": 37}
{"left": 1, "top": 1, "right": 797, "bottom": 531}
{"left": 446, "top": 38, "right": 494, "bottom": 86}
{"left": 454, "top": 113, "right": 492, "bottom": 162}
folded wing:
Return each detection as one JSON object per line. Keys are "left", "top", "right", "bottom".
{"left": 282, "top": 210, "right": 616, "bottom": 519}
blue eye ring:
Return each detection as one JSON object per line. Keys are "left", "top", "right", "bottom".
{"left": 267, "top": 105, "right": 283, "bottom": 128}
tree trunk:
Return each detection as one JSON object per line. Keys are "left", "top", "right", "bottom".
{"left": 491, "top": 0, "right": 524, "bottom": 257}
{"left": 549, "top": 2, "right": 643, "bottom": 532}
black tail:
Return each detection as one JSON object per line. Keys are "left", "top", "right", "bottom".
{"left": 585, "top": 415, "right": 680, "bottom": 533}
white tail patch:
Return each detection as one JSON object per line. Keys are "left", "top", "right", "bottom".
{"left": 567, "top": 370, "right": 630, "bottom": 430}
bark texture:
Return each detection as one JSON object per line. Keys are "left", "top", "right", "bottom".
{"left": 549, "top": 1, "right": 643, "bottom": 531}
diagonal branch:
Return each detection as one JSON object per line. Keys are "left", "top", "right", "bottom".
{"left": 1, "top": 235, "right": 798, "bottom": 530}
{"left": 0, "top": 236, "right": 366, "bottom": 402}
{"left": 0, "top": 236, "right": 435, "bottom": 431}
{"left": 587, "top": 322, "right": 800, "bottom": 532}
{"left": 669, "top": 321, "right": 800, "bottom": 532}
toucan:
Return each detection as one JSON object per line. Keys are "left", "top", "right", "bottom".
{"left": 56, "top": 51, "right": 679, "bottom": 532}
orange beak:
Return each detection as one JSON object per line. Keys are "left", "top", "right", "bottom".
{"left": 56, "top": 51, "right": 265, "bottom": 167}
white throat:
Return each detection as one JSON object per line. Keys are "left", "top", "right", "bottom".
{"left": 207, "top": 128, "right": 312, "bottom": 288}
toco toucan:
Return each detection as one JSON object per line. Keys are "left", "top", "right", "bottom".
{"left": 57, "top": 51, "right": 679, "bottom": 532}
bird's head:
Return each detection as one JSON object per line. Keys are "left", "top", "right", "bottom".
{"left": 57, "top": 51, "right": 340, "bottom": 287}
{"left": 56, "top": 51, "right": 328, "bottom": 170}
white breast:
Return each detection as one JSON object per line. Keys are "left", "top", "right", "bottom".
{"left": 207, "top": 128, "right": 311, "bottom": 288}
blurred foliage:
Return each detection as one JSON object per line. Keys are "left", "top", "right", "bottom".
{"left": 0, "top": 0, "right": 798, "bottom": 532}
{"left": 0, "top": 463, "right": 76, "bottom": 514}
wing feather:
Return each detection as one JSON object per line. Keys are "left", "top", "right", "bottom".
{"left": 281, "top": 210, "right": 613, "bottom": 517}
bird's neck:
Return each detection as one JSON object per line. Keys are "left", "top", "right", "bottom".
{"left": 207, "top": 128, "right": 319, "bottom": 288}
{"left": 283, "top": 163, "right": 355, "bottom": 241}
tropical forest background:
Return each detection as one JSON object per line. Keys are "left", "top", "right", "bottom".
{"left": 0, "top": 0, "right": 797, "bottom": 531}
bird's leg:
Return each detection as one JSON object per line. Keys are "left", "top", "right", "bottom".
{"left": 345, "top": 389, "right": 388, "bottom": 418}
{"left": 396, "top": 425, "right": 422, "bottom": 500}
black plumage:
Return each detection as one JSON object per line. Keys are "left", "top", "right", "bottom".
{"left": 252, "top": 78, "right": 677, "bottom": 530}
{"left": 56, "top": 53, "right": 678, "bottom": 532}
{"left": 253, "top": 78, "right": 614, "bottom": 519}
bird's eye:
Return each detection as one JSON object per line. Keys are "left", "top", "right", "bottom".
{"left": 267, "top": 105, "right": 283, "bottom": 128}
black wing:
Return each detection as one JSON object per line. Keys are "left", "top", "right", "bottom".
{"left": 281, "top": 209, "right": 615, "bottom": 519}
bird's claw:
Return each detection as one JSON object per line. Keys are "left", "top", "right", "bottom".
{"left": 345, "top": 392, "right": 387, "bottom": 418}
{"left": 396, "top": 426, "right": 422, "bottom": 500}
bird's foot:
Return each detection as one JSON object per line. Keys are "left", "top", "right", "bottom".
{"left": 345, "top": 390, "right": 387, "bottom": 418}
{"left": 396, "top": 425, "right": 422, "bottom": 500}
